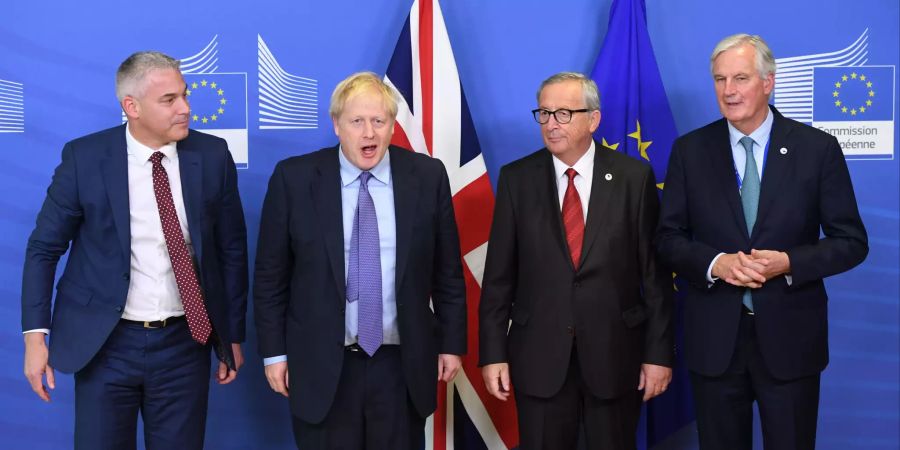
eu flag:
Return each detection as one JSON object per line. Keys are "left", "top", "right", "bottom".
{"left": 813, "top": 66, "right": 894, "bottom": 122}
{"left": 589, "top": 0, "right": 692, "bottom": 447}
{"left": 590, "top": 0, "right": 678, "bottom": 188}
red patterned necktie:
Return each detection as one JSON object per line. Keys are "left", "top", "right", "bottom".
{"left": 149, "top": 151, "right": 212, "bottom": 344}
{"left": 562, "top": 168, "right": 585, "bottom": 269}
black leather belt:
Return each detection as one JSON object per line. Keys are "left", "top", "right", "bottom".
{"left": 120, "top": 315, "right": 186, "bottom": 329}
{"left": 345, "top": 343, "right": 364, "bottom": 352}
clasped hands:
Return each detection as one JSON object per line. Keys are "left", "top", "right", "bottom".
{"left": 713, "top": 249, "right": 791, "bottom": 288}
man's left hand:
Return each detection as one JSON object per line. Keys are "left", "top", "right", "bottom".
{"left": 216, "top": 343, "right": 244, "bottom": 385}
{"left": 749, "top": 249, "right": 791, "bottom": 281}
{"left": 437, "top": 354, "right": 462, "bottom": 382}
{"left": 638, "top": 363, "right": 672, "bottom": 401}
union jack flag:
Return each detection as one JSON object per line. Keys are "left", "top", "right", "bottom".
{"left": 384, "top": 0, "right": 519, "bottom": 448}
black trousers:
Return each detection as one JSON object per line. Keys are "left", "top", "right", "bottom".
{"left": 515, "top": 350, "right": 643, "bottom": 450}
{"left": 292, "top": 345, "right": 424, "bottom": 449}
{"left": 691, "top": 311, "right": 820, "bottom": 450}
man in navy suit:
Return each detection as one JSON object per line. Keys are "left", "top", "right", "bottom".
{"left": 21, "top": 51, "right": 248, "bottom": 450}
{"left": 253, "top": 72, "right": 466, "bottom": 449}
{"left": 656, "top": 34, "right": 868, "bottom": 449}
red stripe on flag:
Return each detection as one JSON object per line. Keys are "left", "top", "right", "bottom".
{"left": 451, "top": 174, "right": 494, "bottom": 256}
{"left": 391, "top": 122, "right": 414, "bottom": 151}
{"left": 460, "top": 263, "right": 520, "bottom": 449}
{"left": 418, "top": 0, "right": 434, "bottom": 155}
{"left": 433, "top": 380, "right": 447, "bottom": 450}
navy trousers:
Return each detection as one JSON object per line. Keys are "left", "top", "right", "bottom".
{"left": 691, "top": 311, "right": 820, "bottom": 450}
{"left": 74, "top": 319, "right": 211, "bottom": 450}
{"left": 291, "top": 345, "right": 424, "bottom": 449}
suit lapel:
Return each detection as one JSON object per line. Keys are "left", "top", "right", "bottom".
{"left": 391, "top": 147, "right": 419, "bottom": 290}
{"left": 709, "top": 120, "right": 751, "bottom": 241}
{"left": 753, "top": 109, "right": 792, "bottom": 240}
{"left": 177, "top": 140, "right": 204, "bottom": 262}
{"left": 101, "top": 126, "right": 131, "bottom": 263}
{"left": 535, "top": 151, "right": 572, "bottom": 271}
{"left": 311, "top": 147, "right": 347, "bottom": 302}
{"left": 579, "top": 143, "right": 616, "bottom": 267}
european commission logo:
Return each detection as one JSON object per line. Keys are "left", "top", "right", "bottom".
{"left": 812, "top": 66, "right": 894, "bottom": 158}
{"left": 181, "top": 36, "right": 249, "bottom": 168}
{"left": 774, "top": 29, "right": 896, "bottom": 159}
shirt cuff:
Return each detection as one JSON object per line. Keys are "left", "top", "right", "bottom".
{"left": 707, "top": 253, "right": 725, "bottom": 285}
{"left": 264, "top": 355, "right": 287, "bottom": 366}
{"left": 785, "top": 274, "right": 793, "bottom": 286}
{"left": 23, "top": 329, "right": 50, "bottom": 335}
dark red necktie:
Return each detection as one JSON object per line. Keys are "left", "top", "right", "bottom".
{"left": 149, "top": 151, "right": 212, "bottom": 344}
{"left": 562, "top": 168, "right": 585, "bottom": 269}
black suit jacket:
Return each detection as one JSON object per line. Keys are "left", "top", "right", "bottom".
{"left": 479, "top": 144, "right": 673, "bottom": 400}
{"left": 22, "top": 125, "right": 248, "bottom": 373}
{"left": 253, "top": 145, "right": 466, "bottom": 423}
{"left": 655, "top": 107, "right": 868, "bottom": 380}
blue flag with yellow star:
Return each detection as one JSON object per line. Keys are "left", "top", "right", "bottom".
{"left": 182, "top": 73, "right": 249, "bottom": 168}
{"left": 813, "top": 66, "right": 893, "bottom": 121}
{"left": 590, "top": 0, "right": 691, "bottom": 447}
{"left": 590, "top": 0, "right": 677, "bottom": 189}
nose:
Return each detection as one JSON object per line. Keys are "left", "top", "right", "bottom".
{"left": 176, "top": 95, "right": 190, "bottom": 114}
{"left": 362, "top": 120, "right": 375, "bottom": 138}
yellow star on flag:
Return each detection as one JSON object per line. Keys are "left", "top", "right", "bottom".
{"left": 601, "top": 137, "right": 620, "bottom": 151}
{"left": 201, "top": 80, "right": 208, "bottom": 87}
{"left": 211, "top": 82, "right": 217, "bottom": 89}
{"left": 627, "top": 121, "right": 653, "bottom": 161}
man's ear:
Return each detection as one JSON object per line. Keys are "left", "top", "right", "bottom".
{"left": 122, "top": 96, "right": 139, "bottom": 120}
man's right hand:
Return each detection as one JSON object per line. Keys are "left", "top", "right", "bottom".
{"left": 23, "top": 332, "right": 54, "bottom": 402}
{"left": 481, "top": 363, "right": 511, "bottom": 401}
{"left": 713, "top": 252, "right": 766, "bottom": 288}
{"left": 264, "top": 361, "right": 289, "bottom": 397}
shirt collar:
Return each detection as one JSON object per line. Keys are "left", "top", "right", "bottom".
{"left": 125, "top": 123, "right": 178, "bottom": 165}
{"left": 338, "top": 146, "right": 392, "bottom": 187}
{"left": 552, "top": 140, "right": 596, "bottom": 181}
{"left": 728, "top": 105, "right": 774, "bottom": 148}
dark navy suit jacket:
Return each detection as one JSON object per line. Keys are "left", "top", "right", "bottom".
{"left": 253, "top": 145, "right": 467, "bottom": 424}
{"left": 655, "top": 107, "right": 868, "bottom": 380}
{"left": 21, "top": 124, "right": 248, "bottom": 373}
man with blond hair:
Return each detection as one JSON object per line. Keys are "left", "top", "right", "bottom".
{"left": 254, "top": 71, "right": 466, "bottom": 449}
{"left": 656, "top": 34, "right": 867, "bottom": 449}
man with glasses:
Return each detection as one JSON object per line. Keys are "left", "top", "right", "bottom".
{"left": 479, "top": 72, "right": 674, "bottom": 449}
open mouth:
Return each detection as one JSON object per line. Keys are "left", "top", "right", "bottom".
{"left": 361, "top": 145, "right": 378, "bottom": 156}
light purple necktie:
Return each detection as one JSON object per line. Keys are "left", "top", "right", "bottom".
{"left": 346, "top": 171, "right": 383, "bottom": 356}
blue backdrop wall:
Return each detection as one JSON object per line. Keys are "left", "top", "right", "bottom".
{"left": 1, "top": 1, "right": 897, "bottom": 448}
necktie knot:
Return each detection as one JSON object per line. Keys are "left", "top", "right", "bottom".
{"left": 359, "top": 171, "right": 373, "bottom": 192}
{"left": 149, "top": 151, "right": 165, "bottom": 165}
{"left": 739, "top": 136, "right": 755, "bottom": 154}
{"left": 565, "top": 168, "right": 578, "bottom": 182}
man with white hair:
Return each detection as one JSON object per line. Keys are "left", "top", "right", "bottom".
{"left": 656, "top": 34, "right": 868, "bottom": 449}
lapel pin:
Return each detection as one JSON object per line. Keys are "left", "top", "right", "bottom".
{"left": 605, "top": 173, "right": 613, "bottom": 181}
{"left": 780, "top": 147, "right": 788, "bottom": 155}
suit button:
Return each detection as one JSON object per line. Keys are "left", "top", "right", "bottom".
{"left": 115, "top": 306, "right": 123, "bottom": 313}
{"left": 122, "top": 273, "right": 130, "bottom": 280}
{"left": 340, "top": 308, "right": 346, "bottom": 314}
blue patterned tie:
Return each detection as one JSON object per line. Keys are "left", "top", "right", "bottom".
{"left": 740, "top": 136, "right": 759, "bottom": 313}
{"left": 346, "top": 171, "right": 383, "bottom": 355}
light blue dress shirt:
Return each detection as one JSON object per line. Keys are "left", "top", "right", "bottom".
{"left": 264, "top": 149, "right": 398, "bottom": 366}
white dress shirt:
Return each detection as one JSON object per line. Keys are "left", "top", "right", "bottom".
{"left": 121, "top": 125, "right": 192, "bottom": 321}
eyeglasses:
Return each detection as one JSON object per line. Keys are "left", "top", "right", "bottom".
{"left": 531, "top": 108, "right": 592, "bottom": 124}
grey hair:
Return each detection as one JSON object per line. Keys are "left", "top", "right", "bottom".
{"left": 536, "top": 72, "right": 601, "bottom": 110}
{"left": 115, "top": 51, "right": 181, "bottom": 101}
{"left": 710, "top": 34, "right": 776, "bottom": 79}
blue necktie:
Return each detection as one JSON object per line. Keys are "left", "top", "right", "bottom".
{"left": 346, "top": 171, "right": 383, "bottom": 355}
{"left": 740, "top": 136, "right": 759, "bottom": 313}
